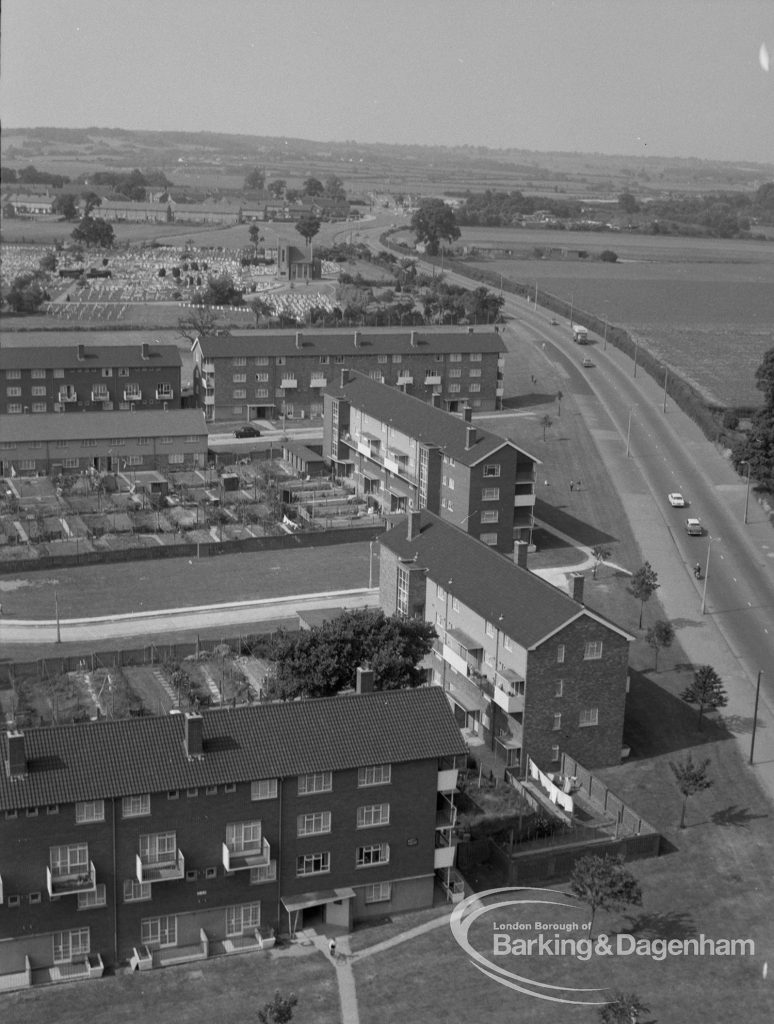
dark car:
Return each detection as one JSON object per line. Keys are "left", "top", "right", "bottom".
{"left": 234, "top": 424, "right": 261, "bottom": 438}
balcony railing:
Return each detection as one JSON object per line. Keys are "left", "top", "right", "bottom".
{"left": 123, "top": 389, "right": 142, "bottom": 402}
{"left": 202, "top": 362, "right": 215, "bottom": 374}
{"left": 58, "top": 389, "right": 77, "bottom": 404}
{"left": 47, "top": 861, "right": 97, "bottom": 899}
{"left": 222, "top": 838, "right": 271, "bottom": 873}
{"left": 397, "top": 374, "right": 414, "bottom": 385}
{"left": 437, "top": 768, "right": 459, "bottom": 792}
{"left": 280, "top": 377, "right": 298, "bottom": 389}
{"left": 155, "top": 387, "right": 175, "bottom": 400}
{"left": 424, "top": 374, "right": 442, "bottom": 386}
{"left": 434, "top": 842, "right": 456, "bottom": 869}
{"left": 310, "top": 376, "right": 328, "bottom": 388}
{"left": 436, "top": 805, "right": 458, "bottom": 830}
{"left": 90, "top": 390, "right": 109, "bottom": 403}
{"left": 136, "top": 849, "right": 185, "bottom": 883}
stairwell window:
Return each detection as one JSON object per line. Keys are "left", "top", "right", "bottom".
{"left": 122, "top": 794, "right": 150, "bottom": 818}
{"left": 584, "top": 641, "right": 603, "bottom": 660}
{"left": 579, "top": 708, "right": 599, "bottom": 727}
{"left": 297, "top": 811, "right": 331, "bottom": 836}
{"left": 553, "top": 713, "right": 562, "bottom": 731}
{"left": 557, "top": 644, "right": 566, "bottom": 664}
{"left": 298, "top": 771, "right": 332, "bottom": 795}
{"left": 75, "top": 800, "right": 105, "bottom": 824}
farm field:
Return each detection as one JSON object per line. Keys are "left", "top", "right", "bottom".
{"left": 452, "top": 227, "right": 774, "bottom": 408}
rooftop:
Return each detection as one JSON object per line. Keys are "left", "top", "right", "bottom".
{"left": 0, "top": 688, "right": 466, "bottom": 809}
{"left": 0, "top": 344, "right": 182, "bottom": 370}
{"left": 0, "top": 409, "right": 207, "bottom": 443}
{"left": 197, "top": 327, "right": 507, "bottom": 358}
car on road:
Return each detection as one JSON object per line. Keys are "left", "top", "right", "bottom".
{"left": 582, "top": 357, "right": 594, "bottom": 368}
{"left": 685, "top": 517, "right": 703, "bottom": 535}
{"left": 550, "top": 318, "right": 559, "bottom": 325}
{"left": 668, "top": 492, "right": 686, "bottom": 507}
{"left": 234, "top": 424, "right": 261, "bottom": 438}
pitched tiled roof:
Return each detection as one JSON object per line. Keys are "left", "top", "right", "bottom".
{"left": 326, "top": 372, "right": 538, "bottom": 467}
{"left": 0, "top": 345, "right": 182, "bottom": 370}
{"left": 379, "top": 511, "right": 633, "bottom": 649}
{"left": 199, "top": 328, "right": 506, "bottom": 358}
{"left": 0, "top": 409, "right": 207, "bottom": 443}
{"left": 0, "top": 688, "right": 466, "bottom": 810}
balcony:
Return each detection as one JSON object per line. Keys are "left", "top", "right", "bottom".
{"left": 58, "top": 389, "right": 77, "bottom": 404}
{"left": 434, "top": 844, "right": 456, "bottom": 869}
{"left": 357, "top": 439, "right": 380, "bottom": 459}
{"left": 47, "top": 861, "right": 97, "bottom": 899}
{"left": 496, "top": 386, "right": 504, "bottom": 397}
{"left": 222, "top": 837, "right": 271, "bottom": 873}
{"left": 136, "top": 849, "right": 185, "bottom": 884}
{"left": 204, "top": 393, "right": 215, "bottom": 405}
{"left": 436, "top": 804, "right": 458, "bottom": 830}
{"left": 123, "top": 389, "right": 142, "bottom": 402}
{"left": 280, "top": 377, "right": 298, "bottom": 389}
{"left": 202, "top": 362, "right": 215, "bottom": 374}
{"left": 310, "top": 376, "right": 328, "bottom": 388}
{"left": 424, "top": 374, "right": 442, "bottom": 386}
{"left": 437, "top": 768, "right": 459, "bottom": 792}
{"left": 514, "top": 492, "right": 535, "bottom": 508}
{"left": 383, "top": 449, "right": 410, "bottom": 475}
{"left": 493, "top": 671, "right": 525, "bottom": 714}
{"left": 397, "top": 374, "right": 414, "bottom": 386}
{"left": 155, "top": 387, "right": 175, "bottom": 401}
{"left": 90, "top": 390, "right": 109, "bottom": 404}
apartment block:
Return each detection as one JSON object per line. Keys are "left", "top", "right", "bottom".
{"left": 379, "top": 511, "right": 633, "bottom": 771}
{"left": 0, "top": 410, "right": 208, "bottom": 477}
{"left": 191, "top": 327, "right": 506, "bottom": 422}
{"left": 0, "top": 343, "right": 182, "bottom": 415}
{"left": 0, "top": 685, "right": 465, "bottom": 985}
{"left": 323, "top": 371, "right": 537, "bottom": 551}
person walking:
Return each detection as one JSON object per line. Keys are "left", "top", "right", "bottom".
{"left": 569, "top": 480, "right": 574, "bottom": 492}
{"left": 329, "top": 937, "right": 337, "bottom": 958}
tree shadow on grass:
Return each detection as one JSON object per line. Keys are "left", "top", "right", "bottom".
{"left": 502, "top": 392, "right": 557, "bottom": 410}
{"left": 623, "top": 669, "right": 733, "bottom": 759}
{"left": 621, "top": 909, "right": 697, "bottom": 940}
{"left": 721, "top": 713, "right": 765, "bottom": 736}
{"left": 533, "top": 498, "right": 618, "bottom": 548}
{"left": 710, "top": 805, "right": 769, "bottom": 829}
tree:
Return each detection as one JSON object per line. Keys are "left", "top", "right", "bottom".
{"left": 177, "top": 306, "right": 220, "bottom": 343}
{"left": 570, "top": 854, "right": 642, "bottom": 939}
{"left": 600, "top": 250, "right": 619, "bottom": 263}
{"left": 599, "top": 991, "right": 649, "bottom": 1024}
{"left": 257, "top": 990, "right": 298, "bottom": 1024}
{"left": 81, "top": 191, "right": 100, "bottom": 215}
{"left": 52, "top": 194, "right": 78, "bottom": 220}
{"left": 670, "top": 753, "right": 713, "bottom": 828}
{"left": 264, "top": 609, "right": 436, "bottom": 700}
{"left": 324, "top": 175, "right": 346, "bottom": 201}
{"left": 645, "top": 619, "right": 675, "bottom": 671}
{"left": 4, "top": 272, "right": 48, "bottom": 313}
{"left": 555, "top": 389, "right": 563, "bottom": 416}
{"left": 681, "top": 664, "right": 728, "bottom": 728}
{"left": 248, "top": 223, "right": 263, "bottom": 248}
{"left": 244, "top": 167, "right": 265, "bottom": 192}
{"left": 38, "top": 252, "right": 58, "bottom": 273}
{"left": 411, "top": 199, "right": 461, "bottom": 256}
{"left": 540, "top": 414, "right": 553, "bottom": 442}
{"left": 71, "top": 215, "right": 114, "bottom": 247}
{"left": 295, "top": 215, "right": 321, "bottom": 247}
{"left": 626, "top": 561, "right": 659, "bottom": 628}
{"left": 618, "top": 192, "right": 639, "bottom": 214}
{"left": 302, "top": 176, "right": 324, "bottom": 197}
{"left": 268, "top": 179, "right": 286, "bottom": 198}
{"left": 201, "top": 273, "right": 242, "bottom": 307}
{"left": 732, "top": 348, "right": 774, "bottom": 494}
{"left": 250, "top": 296, "right": 275, "bottom": 323}
{"left": 591, "top": 544, "right": 611, "bottom": 579}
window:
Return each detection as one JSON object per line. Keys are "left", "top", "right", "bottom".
{"left": 62, "top": 457, "right": 80, "bottom": 469}
{"left": 47, "top": 804, "right": 60, "bottom": 815}
{"left": 50, "top": 843, "right": 89, "bottom": 879}
{"left": 122, "top": 794, "right": 150, "bottom": 818}
{"left": 6, "top": 369, "right": 21, "bottom": 379}
{"left": 159, "top": 436, "right": 173, "bottom": 445}
{"left": 448, "top": 477, "right": 455, "bottom": 490}
{"left": 503, "top": 635, "right": 513, "bottom": 651}
{"left": 101, "top": 368, "right": 113, "bottom": 378}
{"left": 551, "top": 746, "right": 561, "bottom": 763}
{"left": 251, "top": 779, "right": 278, "bottom": 801}
{"left": 55, "top": 440, "right": 67, "bottom": 448}
{"left": 255, "top": 373, "right": 269, "bottom": 382}
{"left": 468, "top": 368, "right": 482, "bottom": 378}
{"left": 449, "top": 368, "right": 462, "bottom": 378}
{"left": 233, "top": 357, "right": 247, "bottom": 367}
{"left": 584, "top": 641, "right": 603, "bottom": 660}
{"left": 76, "top": 800, "right": 105, "bottom": 824}
{"left": 53, "top": 928, "right": 90, "bottom": 964}
{"left": 469, "top": 384, "right": 481, "bottom": 393}
{"left": 557, "top": 644, "right": 566, "bottom": 664}
{"left": 233, "top": 405, "right": 244, "bottom": 414}
{"left": 358, "top": 764, "right": 391, "bottom": 787}
{"left": 469, "top": 352, "right": 482, "bottom": 362}
{"left": 141, "top": 915, "right": 177, "bottom": 948}
{"left": 297, "top": 811, "right": 331, "bottom": 836}
{"left": 356, "top": 843, "right": 390, "bottom": 868}
{"left": 225, "top": 902, "right": 261, "bottom": 937}
{"left": 451, "top": 596, "right": 461, "bottom": 612}
{"left": 53, "top": 368, "right": 64, "bottom": 378}
{"left": 7, "top": 895, "right": 20, "bottom": 907}
{"left": 364, "top": 882, "right": 392, "bottom": 904}
{"left": 224, "top": 783, "right": 236, "bottom": 794}
{"left": 167, "top": 790, "right": 179, "bottom": 800}
{"left": 5, "top": 809, "right": 18, "bottom": 820}
{"left": 319, "top": 355, "right": 330, "bottom": 364}
{"left": 233, "top": 389, "right": 247, "bottom": 399}
{"left": 447, "top": 499, "right": 454, "bottom": 512}
{"left": 233, "top": 374, "right": 247, "bottom": 383}
{"left": 448, "top": 384, "right": 461, "bottom": 393}
{"left": 31, "top": 386, "right": 47, "bottom": 397}
{"left": 553, "top": 713, "right": 562, "bottom": 731}
{"left": 449, "top": 353, "right": 462, "bottom": 363}
{"left": 6, "top": 387, "right": 22, "bottom": 397}
{"left": 137, "top": 436, "right": 150, "bottom": 445}
{"left": 555, "top": 679, "right": 564, "bottom": 698}
{"left": 226, "top": 821, "right": 262, "bottom": 853}
{"left": 483, "top": 464, "right": 501, "bottom": 478}
{"left": 436, "top": 583, "right": 446, "bottom": 601}
{"left": 205, "top": 866, "right": 217, "bottom": 879}
{"left": 186, "top": 788, "right": 199, "bottom": 798}
{"left": 32, "top": 368, "right": 47, "bottom": 378}
{"left": 29, "top": 892, "right": 42, "bottom": 905}
{"left": 205, "top": 786, "right": 218, "bottom": 796}
{"left": 31, "top": 403, "right": 47, "bottom": 413}
{"left": 378, "top": 354, "right": 388, "bottom": 363}
{"left": 334, "top": 354, "right": 345, "bottom": 364}
{"left": 298, "top": 771, "right": 332, "bottom": 795}
{"left": 250, "top": 862, "right": 277, "bottom": 885}
{"left": 391, "top": 354, "right": 402, "bottom": 363}
{"left": 369, "top": 370, "right": 384, "bottom": 381}
{"left": 26, "top": 807, "right": 39, "bottom": 817}
{"left": 109, "top": 438, "right": 126, "bottom": 447}
{"left": 255, "top": 355, "right": 270, "bottom": 366}
{"left": 118, "top": 368, "right": 129, "bottom": 377}
{"left": 139, "top": 831, "right": 177, "bottom": 865}
{"left": 579, "top": 708, "right": 599, "bottom": 727}
{"left": 77, "top": 884, "right": 106, "bottom": 910}
{"left": 396, "top": 565, "right": 409, "bottom": 617}
{"left": 297, "top": 851, "right": 330, "bottom": 876}
{"left": 481, "top": 510, "right": 499, "bottom": 524}
{"left": 357, "top": 804, "right": 390, "bottom": 828}
{"left": 485, "top": 621, "right": 495, "bottom": 638}
{"left": 170, "top": 454, "right": 186, "bottom": 465}
{"left": 7, "top": 404, "right": 22, "bottom": 413}
{"left": 482, "top": 487, "right": 500, "bottom": 501}
{"left": 256, "top": 388, "right": 269, "bottom": 398}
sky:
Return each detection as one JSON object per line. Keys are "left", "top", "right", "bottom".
{"left": 2, "top": 0, "right": 773, "bottom": 164}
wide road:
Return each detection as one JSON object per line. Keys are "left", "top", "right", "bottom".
{"left": 357, "top": 220, "right": 774, "bottom": 713}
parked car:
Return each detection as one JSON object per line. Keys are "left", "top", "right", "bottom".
{"left": 685, "top": 517, "right": 703, "bottom": 535}
{"left": 582, "top": 357, "right": 593, "bottom": 368}
{"left": 234, "top": 424, "right": 261, "bottom": 438}
{"left": 550, "top": 318, "right": 559, "bottom": 326}
{"left": 668, "top": 492, "right": 686, "bottom": 507}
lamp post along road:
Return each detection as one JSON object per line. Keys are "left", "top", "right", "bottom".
{"left": 742, "top": 461, "right": 752, "bottom": 524}
{"left": 626, "top": 406, "right": 637, "bottom": 458}
{"left": 701, "top": 536, "right": 719, "bottom": 615}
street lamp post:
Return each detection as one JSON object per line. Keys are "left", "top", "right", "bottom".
{"left": 633, "top": 339, "right": 639, "bottom": 378}
{"left": 701, "top": 536, "right": 719, "bottom": 615}
{"left": 663, "top": 367, "right": 668, "bottom": 413}
{"left": 749, "top": 670, "right": 763, "bottom": 765}
{"left": 626, "top": 406, "right": 637, "bottom": 457}
{"left": 55, "top": 590, "right": 61, "bottom": 644}
{"left": 368, "top": 539, "right": 375, "bottom": 589}
{"left": 742, "top": 461, "right": 752, "bottom": 524}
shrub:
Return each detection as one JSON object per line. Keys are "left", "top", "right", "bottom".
{"left": 600, "top": 250, "right": 619, "bottom": 262}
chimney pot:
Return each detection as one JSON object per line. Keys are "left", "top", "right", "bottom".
{"left": 463, "top": 405, "right": 472, "bottom": 423}
{"left": 465, "top": 425, "right": 477, "bottom": 449}
{"left": 353, "top": 331, "right": 360, "bottom": 348}
{"left": 467, "top": 326, "right": 474, "bottom": 334}
{"left": 356, "top": 666, "right": 375, "bottom": 694}
{"left": 141, "top": 342, "right": 150, "bottom": 360}
{"left": 184, "top": 712, "right": 204, "bottom": 758}
{"left": 410, "top": 330, "right": 416, "bottom": 347}
{"left": 340, "top": 368, "right": 351, "bottom": 388}
{"left": 6, "top": 730, "right": 26, "bottom": 778}
{"left": 431, "top": 393, "right": 440, "bottom": 408}
{"left": 77, "top": 343, "right": 85, "bottom": 361}
{"left": 295, "top": 331, "right": 302, "bottom": 348}
{"left": 514, "top": 540, "right": 529, "bottom": 568}
{"left": 571, "top": 571, "right": 585, "bottom": 604}
{"left": 406, "top": 509, "right": 421, "bottom": 541}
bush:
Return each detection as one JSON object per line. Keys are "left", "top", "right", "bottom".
{"left": 600, "top": 250, "right": 619, "bottom": 263}
{"left": 722, "top": 409, "right": 740, "bottom": 430}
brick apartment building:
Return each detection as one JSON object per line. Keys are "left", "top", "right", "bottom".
{"left": 0, "top": 343, "right": 182, "bottom": 415}
{"left": 379, "top": 511, "right": 633, "bottom": 771}
{"left": 0, "top": 684, "right": 465, "bottom": 984}
{"left": 0, "top": 410, "right": 208, "bottom": 478}
{"left": 191, "top": 328, "right": 506, "bottom": 422}
{"left": 323, "top": 372, "right": 537, "bottom": 550}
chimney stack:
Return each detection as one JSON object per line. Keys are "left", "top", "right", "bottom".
{"left": 467, "top": 326, "right": 474, "bottom": 334}
{"left": 340, "top": 368, "right": 351, "bottom": 388}
{"left": 465, "top": 426, "right": 477, "bottom": 449}
{"left": 410, "top": 330, "right": 416, "bottom": 347}
{"left": 295, "top": 331, "right": 302, "bottom": 349}
{"left": 141, "top": 342, "right": 150, "bottom": 360}
{"left": 462, "top": 405, "right": 472, "bottom": 423}
{"left": 184, "top": 713, "right": 204, "bottom": 759}
{"left": 353, "top": 331, "right": 360, "bottom": 348}
{"left": 76, "top": 343, "right": 85, "bottom": 361}
{"left": 406, "top": 509, "right": 421, "bottom": 541}
{"left": 431, "top": 393, "right": 440, "bottom": 408}
{"left": 570, "top": 572, "right": 585, "bottom": 604}
{"left": 6, "top": 730, "right": 26, "bottom": 779}
{"left": 513, "top": 540, "right": 529, "bottom": 568}
{"left": 356, "top": 666, "right": 375, "bottom": 694}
